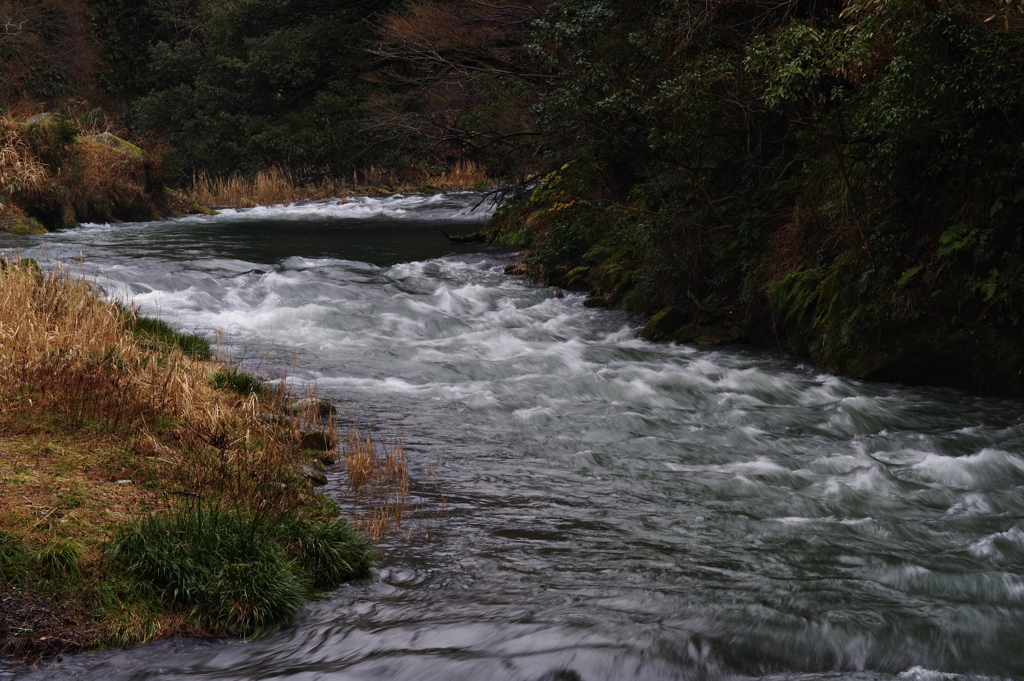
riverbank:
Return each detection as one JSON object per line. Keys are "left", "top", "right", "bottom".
{"left": 0, "top": 257, "right": 374, "bottom": 663}
{"left": 0, "top": 111, "right": 495, "bottom": 234}
{"left": 488, "top": 170, "right": 1024, "bottom": 398}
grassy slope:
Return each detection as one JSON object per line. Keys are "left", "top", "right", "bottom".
{"left": 0, "top": 258, "right": 373, "bottom": 663}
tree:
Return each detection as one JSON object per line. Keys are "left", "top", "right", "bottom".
{"left": 133, "top": 0, "right": 397, "bottom": 176}
{"left": 369, "top": 0, "right": 552, "bottom": 175}
{"left": 0, "top": 0, "right": 97, "bottom": 105}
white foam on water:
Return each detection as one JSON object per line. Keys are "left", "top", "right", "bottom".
{"left": 114, "top": 192, "right": 497, "bottom": 226}
{"left": 969, "top": 526, "right": 1024, "bottom": 558}
{"left": 907, "top": 448, "right": 1024, "bottom": 490}
{"left": 897, "top": 666, "right": 1011, "bottom": 681}
{"left": 945, "top": 493, "right": 993, "bottom": 517}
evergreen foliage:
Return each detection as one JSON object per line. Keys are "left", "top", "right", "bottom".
{"left": 130, "top": 0, "right": 398, "bottom": 176}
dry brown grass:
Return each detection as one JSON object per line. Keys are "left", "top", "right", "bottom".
{"left": 1, "top": 261, "right": 190, "bottom": 430}
{"left": 184, "top": 162, "right": 495, "bottom": 209}
{"left": 0, "top": 119, "right": 49, "bottom": 199}
{"left": 431, "top": 160, "right": 492, "bottom": 189}
{"left": 0, "top": 256, "right": 406, "bottom": 658}
{"left": 0, "top": 255, "right": 423, "bottom": 548}
{"left": 1, "top": 111, "right": 157, "bottom": 226}
{"left": 0, "top": 433, "right": 156, "bottom": 548}
{"left": 339, "top": 423, "right": 411, "bottom": 539}
{"left": 0, "top": 257, "right": 322, "bottom": 546}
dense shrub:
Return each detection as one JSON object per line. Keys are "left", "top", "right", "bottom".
{"left": 0, "top": 0, "right": 97, "bottom": 104}
{"left": 131, "top": 0, "right": 398, "bottom": 176}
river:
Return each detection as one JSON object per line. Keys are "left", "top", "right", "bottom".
{"left": 3, "top": 193, "right": 1024, "bottom": 680}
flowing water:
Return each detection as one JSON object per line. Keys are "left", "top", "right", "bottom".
{"left": 4, "top": 193, "right": 1024, "bottom": 681}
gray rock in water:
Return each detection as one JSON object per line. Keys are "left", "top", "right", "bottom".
{"left": 298, "top": 464, "right": 328, "bottom": 486}
{"left": 285, "top": 398, "right": 337, "bottom": 417}
{"left": 548, "top": 287, "right": 565, "bottom": 298}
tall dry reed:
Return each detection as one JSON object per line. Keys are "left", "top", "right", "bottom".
{"left": 432, "top": 160, "right": 492, "bottom": 189}
{"left": 185, "top": 161, "right": 495, "bottom": 209}
{"left": 0, "top": 119, "right": 50, "bottom": 200}
{"left": 339, "top": 424, "right": 410, "bottom": 539}
{"left": 185, "top": 167, "right": 341, "bottom": 209}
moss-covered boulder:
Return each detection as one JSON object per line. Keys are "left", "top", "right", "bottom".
{"left": 640, "top": 306, "right": 688, "bottom": 341}
{"left": 79, "top": 132, "right": 144, "bottom": 158}
{"left": 285, "top": 398, "right": 337, "bottom": 418}
{"left": 583, "top": 296, "right": 608, "bottom": 308}
{"left": 300, "top": 431, "right": 335, "bottom": 451}
{"left": 0, "top": 210, "right": 46, "bottom": 235}
{"left": 668, "top": 322, "right": 742, "bottom": 345}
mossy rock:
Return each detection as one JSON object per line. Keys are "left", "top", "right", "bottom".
{"left": 300, "top": 431, "right": 334, "bottom": 451}
{"left": 298, "top": 463, "right": 328, "bottom": 486}
{"left": 584, "top": 296, "right": 608, "bottom": 308}
{"left": 669, "top": 322, "right": 743, "bottom": 345}
{"left": 192, "top": 204, "right": 220, "bottom": 216}
{"left": 697, "top": 293, "right": 736, "bottom": 320}
{"left": 164, "top": 190, "right": 221, "bottom": 217}
{"left": 285, "top": 398, "right": 337, "bottom": 418}
{"left": 0, "top": 211, "right": 47, "bottom": 235}
{"left": 79, "top": 132, "right": 145, "bottom": 158}
{"left": 640, "top": 306, "right": 688, "bottom": 342}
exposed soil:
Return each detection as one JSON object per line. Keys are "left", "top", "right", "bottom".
{"left": 0, "top": 586, "right": 95, "bottom": 663}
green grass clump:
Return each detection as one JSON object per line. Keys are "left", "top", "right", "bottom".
{"left": 0, "top": 530, "right": 29, "bottom": 571}
{"left": 209, "top": 369, "right": 267, "bottom": 397}
{"left": 110, "top": 504, "right": 374, "bottom": 635}
{"left": 0, "top": 533, "right": 83, "bottom": 582}
{"left": 277, "top": 516, "right": 374, "bottom": 588}
{"left": 131, "top": 314, "right": 213, "bottom": 360}
{"left": 32, "top": 538, "right": 84, "bottom": 578}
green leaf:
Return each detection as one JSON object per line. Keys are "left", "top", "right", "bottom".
{"left": 897, "top": 265, "right": 923, "bottom": 286}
